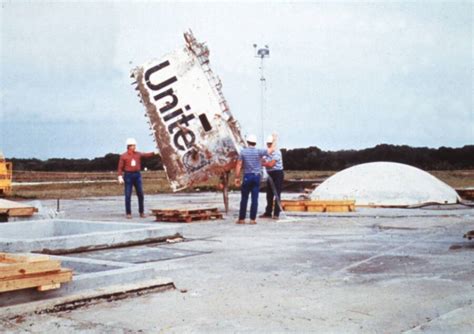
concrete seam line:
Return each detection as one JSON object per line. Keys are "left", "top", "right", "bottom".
{"left": 0, "top": 279, "right": 174, "bottom": 319}
{"left": 401, "top": 300, "right": 473, "bottom": 333}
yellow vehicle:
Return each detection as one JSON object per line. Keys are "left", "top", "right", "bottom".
{"left": 0, "top": 152, "right": 12, "bottom": 197}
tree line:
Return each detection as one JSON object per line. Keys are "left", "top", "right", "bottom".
{"left": 10, "top": 153, "right": 163, "bottom": 172}
{"left": 282, "top": 144, "right": 473, "bottom": 170}
{"left": 10, "top": 144, "right": 474, "bottom": 172}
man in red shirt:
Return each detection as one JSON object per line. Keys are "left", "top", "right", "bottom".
{"left": 117, "top": 138, "right": 157, "bottom": 218}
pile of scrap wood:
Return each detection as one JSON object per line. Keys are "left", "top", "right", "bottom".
{"left": 151, "top": 207, "right": 223, "bottom": 223}
{"left": 0, "top": 253, "right": 72, "bottom": 293}
{"left": 281, "top": 200, "right": 356, "bottom": 213}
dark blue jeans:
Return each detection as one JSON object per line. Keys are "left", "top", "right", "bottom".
{"left": 124, "top": 172, "right": 144, "bottom": 215}
{"left": 239, "top": 173, "right": 261, "bottom": 220}
{"left": 265, "top": 170, "right": 284, "bottom": 217}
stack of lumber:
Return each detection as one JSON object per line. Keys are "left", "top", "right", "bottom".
{"left": 0, "top": 199, "right": 38, "bottom": 220}
{"left": 0, "top": 253, "right": 72, "bottom": 293}
{"left": 151, "top": 207, "right": 223, "bottom": 223}
{"left": 281, "top": 200, "right": 356, "bottom": 213}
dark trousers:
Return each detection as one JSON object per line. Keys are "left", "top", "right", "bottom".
{"left": 239, "top": 173, "right": 261, "bottom": 220}
{"left": 124, "top": 172, "right": 144, "bottom": 215}
{"left": 265, "top": 170, "right": 284, "bottom": 217}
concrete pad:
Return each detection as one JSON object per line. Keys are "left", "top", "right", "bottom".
{"left": 0, "top": 219, "right": 182, "bottom": 253}
{"left": 1, "top": 194, "right": 473, "bottom": 333}
{"left": 0, "top": 215, "right": 190, "bottom": 313}
{"left": 66, "top": 245, "right": 210, "bottom": 264}
{"left": 406, "top": 302, "right": 474, "bottom": 333}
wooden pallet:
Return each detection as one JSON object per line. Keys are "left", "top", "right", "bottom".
{"left": 0, "top": 253, "right": 72, "bottom": 293}
{"left": 151, "top": 207, "right": 223, "bottom": 223}
{"left": 0, "top": 199, "right": 38, "bottom": 219}
{"left": 281, "top": 200, "right": 356, "bottom": 213}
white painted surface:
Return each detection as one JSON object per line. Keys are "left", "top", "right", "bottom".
{"left": 311, "top": 162, "right": 460, "bottom": 206}
{"left": 132, "top": 32, "right": 244, "bottom": 191}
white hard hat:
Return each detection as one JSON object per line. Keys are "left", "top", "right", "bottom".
{"left": 246, "top": 134, "right": 257, "bottom": 144}
{"left": 126, "top": 138, "right": 137, "bottom": 146}
{"left": 266, "top": 135, "right": 274, "bottom": 144}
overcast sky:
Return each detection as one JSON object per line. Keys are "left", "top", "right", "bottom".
{"left": 1, "top": 1, "right": 472, "bottom": 159}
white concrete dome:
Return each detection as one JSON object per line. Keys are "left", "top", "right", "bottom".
{"left": 311, "top": 162, "right": 459, "bottom": 206}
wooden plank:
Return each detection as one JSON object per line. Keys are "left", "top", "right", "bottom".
{"left": 151, "top": 207, "right": 219, "bottom": 215}
{"left": 152, "top": 207, "right": 222, "bottom": 223}
{"left": 37, "top": 283, "right": 61, "bottom": 291}
{"left": 0, "top": 268, "right": 72, "bottom": 293}
{"left": 155, "top": 216, "right": 189, "bottom": 223}
{"left": 325, "top": 205, "right": 350, "bottom": 212}
{"left": 282, "top": 199, "right": 356, "bottom": 212}
{"left": 0, "top": 253, "right": 50, "bottom": 263}
{"left": 187, "top": 212, "right": 222, "bottom": 219}
{"left": 281, "top": 200, "right": 308, "bottom": 206}
{"left": 0, "top": 199, "right": 38, "bottom": 218}
{"left": 153, "top": 211, "right": 219, "bottom": 218}
{"left": 0, "top": 260, "right": 61, "bottom": 279}
{"left": 155, "top": 212, "right": 223, "bottom": 223}
{"left": 6, "top": 207, "right": 38, "bottom": 217}
{"left": 156, "top": 216, "right": 222, "bottom": 223}
{"left": 283, "top": 205, "right": 307, "bottom": 212}
{"left": 305, "top": 200, "right": 355, "bottom": 205}
{"left": 0, "top": 269, "right": 61, "bottom": 282}
{"left": 306, "top": 205, "right": 326, "bottom": 212}
{"left": 187, "top": 213, "right": 223, "bottom": 221}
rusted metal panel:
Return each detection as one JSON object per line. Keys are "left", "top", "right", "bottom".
{"left": 131, "top": 31, "right": 245, "bottom": 191}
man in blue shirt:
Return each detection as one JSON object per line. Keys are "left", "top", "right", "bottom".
{"left": 261, "top": 135, "right": 284, "bottom": 219}
{"left": 234, "top": 134, "right": 276, "bottom": 224}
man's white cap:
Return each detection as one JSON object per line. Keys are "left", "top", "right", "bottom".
{"left": 266, "top": 135, "right": 274, "bottom": 144}
{"left": 126, "top": 138, "right": 137, "bottom": 146}
{"left": 246, "top": 134, "right": 257, "bottom": 144}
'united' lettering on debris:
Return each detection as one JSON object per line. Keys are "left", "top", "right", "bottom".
{"left": 131, "top": 31, "right": 245, "bottom": 191}
{"left": 144, "top": 60, "right": 198, "bottom": 151}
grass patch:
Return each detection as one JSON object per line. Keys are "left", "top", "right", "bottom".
{"left": 9, "top": 170, "right": 474, "bottom": 200}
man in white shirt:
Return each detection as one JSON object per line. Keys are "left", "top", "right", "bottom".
{"left": 260, "top": 135, "right": 284, "bottom": 219}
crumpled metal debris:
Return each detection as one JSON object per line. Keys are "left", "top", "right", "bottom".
{"left": 131, "top": 30, "right": 245, "bottom": 191}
